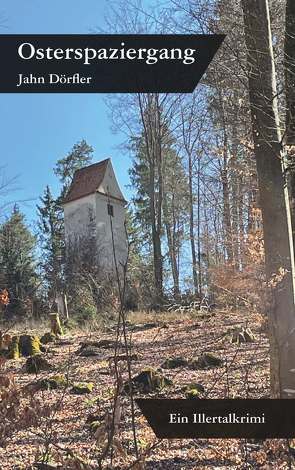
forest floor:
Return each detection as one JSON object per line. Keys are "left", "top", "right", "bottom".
{"left": 1, "top": 308, "right": 294, "bottom": 469}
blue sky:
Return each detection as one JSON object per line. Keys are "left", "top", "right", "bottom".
{"left": 0, "top": 0, "right": 131, "bottom": 225}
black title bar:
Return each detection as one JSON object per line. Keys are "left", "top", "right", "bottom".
{"left": 0, "top": 34, "right": 225, "bottom": 93}
{"left": 136, "top": 399, "right": 295, "bottom": 438}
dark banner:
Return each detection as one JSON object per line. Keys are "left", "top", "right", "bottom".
{"left": 0, "top": 34, "right": 225, "bottom": 93}
{"left": 136, "top": 399, "right": 295, "bottom": 438}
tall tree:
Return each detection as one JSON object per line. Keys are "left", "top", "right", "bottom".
{"left": 129, "top": 114, "right": 187, "bottom": 299}
{"left": 37, "top": 186, "right": 64, "bottom": 302}
{"left": 285, "top": 0, "right": 295, "bottom": 251}
{"left": 285, "top": 0, "right": 295, "bottom": 146}
{"left": 0, "top": 206, "right": 37, "bottom": 315}
{"left": 138, "top": 94, "right": 164, "bottom": 300}
{"left": 242, "top": 0, "right": 295, "bottom": 397}
{"left": 179, "top": 94, "right": 205, "bottom": 294}
{"left": 163, "top": 145, "right": 188, "bottom": 297}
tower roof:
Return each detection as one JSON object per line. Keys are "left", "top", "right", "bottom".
{"left": 63, "top": 158, "right": 126, "bottom": 204}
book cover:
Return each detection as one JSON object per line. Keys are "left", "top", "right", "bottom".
{"left": 0, "top": 1, "right": 294, "bottom": 469}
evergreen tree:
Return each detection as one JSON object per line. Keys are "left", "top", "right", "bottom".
{"left": 36, "top": 139, "right": 94, "bottom": 303}
{"left": 129, "top": 129, "right": 188, "bottom": 297}
{"left": 0, "top": 206, "right": 37, "bottom": 315}
{"left": 125, "top": 207, "right": 154, "bottom": 307}
{"left": 37, "top": 186, "right": 64, "bottom": 301}
{"left": 36, "top": 139, "right": 94, "bottom": 312}
{"left": 54, "top": 139, "right": 94, "bottom": 194}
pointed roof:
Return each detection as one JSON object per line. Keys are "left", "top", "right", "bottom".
{"left": 63, "top": 158, "right": 126, "bottom": 204}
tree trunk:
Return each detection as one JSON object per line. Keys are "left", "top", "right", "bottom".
{"left": 285, "top": 0, "right": 295, "bottom": 254}
{"left": 155, "top": 95, "right": 164, "bottom": 299}
{"left": 219, "top": 94, "right": 234, "bottom": 264}
{"left": 188, "top": 150, "right": 199, "bottom": 294}
{"left": 163, "top": 188, "right": 180, "bottom": 297}
{"left": 164, "top": 219, "right": 180, "bottom": 297}
{"left": 222, "top": 157, "right": 233, "bottom": 264}
{"left": 242, "top": 0, "right": 295, "bottom": 397}
{"left": 285, "top": 0, "right": 295, "bottom": 146}
{"left": 197, "top": 155, "right": 202, "bottom": 295}
{"left": 138, "top": 93, "right": 164, "bottom": 301}
{"left": 230, "top": 119, "right": 240, "bottom": 269}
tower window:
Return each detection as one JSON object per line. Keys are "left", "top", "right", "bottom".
{"left": 107, "top": 203, "right": 114, "bottom": 217}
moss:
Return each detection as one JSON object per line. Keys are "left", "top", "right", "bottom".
{"left": 40, "top": 332, "right": 56, "bottom": 344}
{"left": 25, "top": 355, "right": 53, "bottom": 374}
{"left": 161, "top": 356, "right": 188, "bottom": 369}
{"left": 190, "top": 353, "right": 223, "bottom": 370}
{"left": 71, "top": 382, "right": 94, "bottom": 395}
{"left": 19, "top": 335, "right": 42, "bottom": 357}
{"left": 124, "top": 367, "right": 173, "bottom": 394}
{"left": 49, "top": 313, "right": 63, "bottom": 336}
{"left": 6, "top": 335, "right": 44, "bottom": 359}
{"left": 87, "top": 419, "right": 102, "bottom": 433}
{"left": 182, "top": 382, "right": 205, "bottom": 393}
{"left": 40, "top": 374, "right": 68, "bottom": 390}
{"left": 186, "top": 389, "right": 201, "bottom": 399}
{"left": 86, "top": 412, "right": 103, "bottom": 431}
{"left": 7, "top": 336, "right": 20, "bottom": 359}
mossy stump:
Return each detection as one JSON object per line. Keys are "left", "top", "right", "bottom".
{"left": 182, "top": 382, "right": 205, "bottom": 393}
{"left": 230, "top": 327, "right": 255, "bottom": 344}
{"left": 39, "top": 374, "right": 68, "bottom": 390}
{"left": 71, "top": 382, "right": 94, "bottom": 395}
{"left": 161, "top": 356, "right": 188, "bottom": 369}
{"left": 190, "top": 353, "right": 223, "bottom": 370}
{"left": 50, "top": 313, "right": 63, "bottom": 336}
{"left": 25, "top": 355, "right": 53, "bottom": 374}
{"left": 77, "top": 346, "right": 102, "bottom": 357}
{"left": 124, "top": 367, "right": 172, "bottom": 394}
{"left": 40, "top": 332, "right": 56, "bottom": 345}
{"left": 6, "top": 336, "right": 20, "bottom": 359}
{"left": 76, "top": 339, "right": 122, "bottom": 357}
{"left": 186, "top": 389, "right": 201, "bottom": 399}
{"left": 7, "top": 335, "right": 42, "bottom": 359}
{"left": 86, "top": 413, "right": 103, "bottom": 432}
{"left": 181, "top": 382, "right": 205, "bottom": 399}
{"left": 19, "top": 335, "right": 42, "bottom": 357}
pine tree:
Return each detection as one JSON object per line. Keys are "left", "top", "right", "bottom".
{"left": 0, "top": 206, "right": 37, "bottom": 315}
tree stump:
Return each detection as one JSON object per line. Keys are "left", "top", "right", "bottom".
{"left": 7, "top": 336, "right": 20, "bottom": 359}
{"left": 49, "top": 313, "right": 63, "bottom": 336}
{"left": 19, "top": 335, "right": 42, "bottom": 356}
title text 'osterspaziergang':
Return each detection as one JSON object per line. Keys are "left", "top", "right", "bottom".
{"left": 17, "top": 42, "right": 197, "bottom": 65}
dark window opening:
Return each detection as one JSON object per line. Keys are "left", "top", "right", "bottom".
{"left": 107, "top": 203, "right": 114, "bottom": 217}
